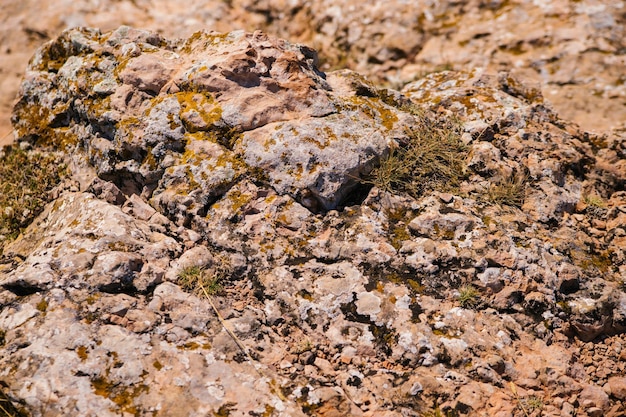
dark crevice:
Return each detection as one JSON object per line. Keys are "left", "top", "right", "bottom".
{"left": 2, "top": 282, "right": 41, "bottom": 296}
{"left": 338, "top": 183, "right": 373, "bottom": 209}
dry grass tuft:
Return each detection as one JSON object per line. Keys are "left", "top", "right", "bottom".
{"left": 366, "top": 110, "right": 466, "bottom": 199}
{"left": 458, "top": 284, "right": 480, "bottom": 309}
{"left": 486, "top": 171, "right": 527, "bottom": 208}
{"left": 0, "top": 389, "right": 27, "bottom": 417}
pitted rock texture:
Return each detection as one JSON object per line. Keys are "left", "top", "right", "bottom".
{"left": 2, "top": 28, "right": 626, "bottom": 417}
{"left": 12, "top": 27, "right": 410, "bottom": 214}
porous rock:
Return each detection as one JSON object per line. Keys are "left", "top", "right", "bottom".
{"left": 2, "top": 26, "right": 626, "bottom": 416}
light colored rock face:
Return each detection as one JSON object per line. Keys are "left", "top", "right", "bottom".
{"left": 12, "top": 27, "right": 408, "bottom": 213}
{"left": 3, "top": 28, "right": 626, "bottom": 417}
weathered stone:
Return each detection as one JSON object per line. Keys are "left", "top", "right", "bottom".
{"left": 607, "top": 376, "right": 626, "bottom": 400}
{"left": 2, "top": 21, "right": 626, "bottom": 417}
{"left": 579, "top": 384, "right": 611, "bottom": 411}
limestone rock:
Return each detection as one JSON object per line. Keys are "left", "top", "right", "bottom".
{"left": 11, "top": 27, "right": 415, "bottom": 215}
{"left": 2, "top": 25, "right": 626, "bottom": 417}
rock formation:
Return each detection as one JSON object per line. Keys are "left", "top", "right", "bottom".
{"left": 1, "top": 0, "right": 624, "bottom": 144}
{"left": 0, "top": 23, "right": 625, "bottom": 417}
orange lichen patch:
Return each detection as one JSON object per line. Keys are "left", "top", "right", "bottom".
{"left": 31, "top": 27, "right": 102, "bottom": 72}
{"left": 11, "top": 98, "right": 80, "bottom": 150}
{"left": 82, "top": 95, "right": 114, "bottom": 121}
{"left": 501, "top": 75, "right": 543, "bottom": 103}
{"left": 76, "top": 345, "right": 89, "bottom": 361}
{"left": 226, "top": 189, "right": 253, "bottom": 212}
{"left": 91, "top": 376, "right": 149, "bottom": 416}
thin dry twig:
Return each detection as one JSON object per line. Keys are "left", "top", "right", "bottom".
{"left": 198, "top": 283, "right": 288, "bottom": 402}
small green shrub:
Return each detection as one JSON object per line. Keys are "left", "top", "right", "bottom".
{"left": 177, "top": 257, "right": 232, "bottom": 296}
{"left": 486, "top": 172, "right": 526, "bottom": 208}
{"left": 0, "top": 145, "right": 67, "bottom": 252}
{"left": 582, "top": 195, "right": 607, "bottom": 218}
{"left": 458, "top": 285, "right": 480, "bottom": 309}
{"left": 365, "top": 111, "right": 466, "bottom": 199}
{"left": 178, "top": 266, "right": 222, "bottom": 296}
{"left": 583, "top": 195, "right": 606, "bottom": 208}
{"left": 521, "top": 396, "right": 543, "bottom": 412}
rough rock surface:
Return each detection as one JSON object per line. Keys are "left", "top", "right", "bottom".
{"left": 1, "top": 26, "right": 626, "bottom": 417}
{"left": 1, "top": 0, "right": 624, "bottom": 146}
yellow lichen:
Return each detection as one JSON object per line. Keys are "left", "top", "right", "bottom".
{"left": 340, "top": 95, "right": 398, "bottom": 131}
{"left": 181, "top": 31, "right": 231, "bottom": 54}
{"left": 226, "top": 190, "right": 252, "bottom": 212}
{"left": 176, "top": 91, "right": 223, "bottom": 132}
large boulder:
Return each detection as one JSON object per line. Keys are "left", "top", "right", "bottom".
{"left": 12, "top": 27, "right": 415, "bottom": 216}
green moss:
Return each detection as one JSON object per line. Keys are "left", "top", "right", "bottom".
{"left": 86, "top": 294, "right": 100, "bottom": 305}
{"left": 384, "top": 207, "right": 413, "bottom": 249}
{"left": 571, "top": 250, "right": 612, "bottom": 273}
{"left": 389, "top": 225, "right": 411, "bottom": 250}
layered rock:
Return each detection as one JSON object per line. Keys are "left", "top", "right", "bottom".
{"left": 1, "top": 27, "right": 626, "bottom": 417}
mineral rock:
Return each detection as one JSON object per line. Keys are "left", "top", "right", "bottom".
{"left": 1, "top": 25, "right": 625, "bottom": 417}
